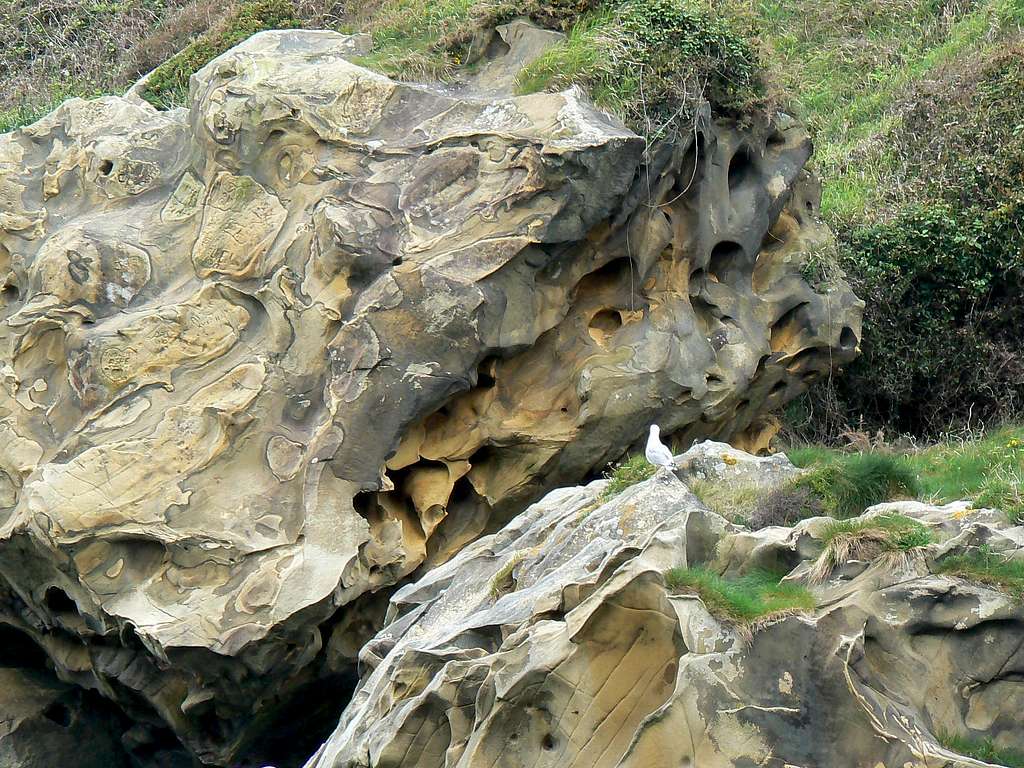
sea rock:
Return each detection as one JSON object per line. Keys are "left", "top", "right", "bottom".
{"left": 309, "top": 443, "right": 1024, "bottom": 768}
{"left": 0, "top": 27, "right": 860, "bottom": 764}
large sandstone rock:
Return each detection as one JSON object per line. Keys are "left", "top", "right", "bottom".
{"left": 309, "top": 443, "right": 1024, "bottom": 768}
{"left": 0, "top": 27, "right": 860, "bottom": 765}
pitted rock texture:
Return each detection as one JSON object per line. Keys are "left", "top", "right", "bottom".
{"left": 309, "top": 442, "right": 1024, "bottom": 768}
{"left": 0, "top": 27, "right": 859, "bottom": 765}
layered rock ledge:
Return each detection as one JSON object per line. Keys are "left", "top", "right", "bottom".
{"left": 310, "top": 444, "right": 1024, "bottom": 768}
{"left": 0, "top": 28, "right": 860, "bottom": 765}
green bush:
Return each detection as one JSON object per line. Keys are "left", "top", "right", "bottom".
{"left": 142, "top": 0, "right": 303, "bottom": 109}
{"left": 830, "top": 202, "right": 1024, "bottom": 434}
{"left": 601, "top": 453, "right": 656, "bottom": 499}
{"left": 801, "top": 47, "right": 1024, "bottom": 437}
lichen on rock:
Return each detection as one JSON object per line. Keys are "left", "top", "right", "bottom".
{"left": 0, "top": 27, "right": 860, "bottom": 766}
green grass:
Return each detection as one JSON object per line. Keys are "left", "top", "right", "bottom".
{"left": 935, "top": 545, "right": 1024, "bottom": 601}
{"left": 664, "top": 567, "right": 816, "bottom": 630}
{"left": 820, "top": 514, "right": 931, "bottom": 551}
{"left": 0, "top": 86, "right": 101, "bottom": 134}
{"left": 347, "top": 0, "right": 478, "bottom": 81}
{"left": 913, "top": 428, "right": 1024, "bottom": 524}
{"left": 601, "top": 454, "right": 656, "bottom": 500}
{"left": 142, "top": 0, "right": 303, "bottom": 109}
{"left": 791, "top": 452, "right": 919, "bottom": 518}
{"left": 938, "top": 731, "right": 1024, "bottom": 767}
{"left": 725, "top": 0, "right": 1024, "bottom": 220}
{"left": 786, "top": 427, "right": 1024, "bottom": 523}
{"left": 810, "top": 513, "right": 932, "bottom": 581}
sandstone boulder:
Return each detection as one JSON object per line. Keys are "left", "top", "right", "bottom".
{"left": 309, "top": 442, "right": 1024, "bottom": 768}
{"left": 0, "top": 28, "right": 860, "bottom": 764}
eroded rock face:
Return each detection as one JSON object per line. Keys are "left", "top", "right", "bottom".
{"left": 310, "top": 443, "right": 1024, "bottom": 768}
{"left": 0, "top": 28, "right": 860, "bottom": 765}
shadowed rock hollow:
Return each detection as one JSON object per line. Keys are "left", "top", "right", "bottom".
{"left": 0, "top": 27, "right": 860, "bottom": 766}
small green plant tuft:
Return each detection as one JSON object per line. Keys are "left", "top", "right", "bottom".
{"left": 937, "top": 730, "right": 1024, "bottom": 768}
{"left": 601, "top": 454, "right": 657, "bottom": 500}
{"left": 935, "top": 545, "right": 1024, "bottom": 602}
{"left": 792, "top": 453, "right": 920, "bottom": 519}
{"left": 664, "top": 567, "right": 815, "bottom": 634}
{"left": 810, "top": 514, "right": 932, "bottom": 582}
{"left": 142, "top": 0, "right": 303, "bottom": 109}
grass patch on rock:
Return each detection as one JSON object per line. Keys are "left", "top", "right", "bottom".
{"left": 601, "top": 454, "right": 656, "bottom": 501}
{"left": 938, "top": 731, "right": 1024, "bottom": 767}
{"left": 935, "top": 545, "right": 1024, "bottom": 602}
{"left": 489, "top": 550, "right": 526, "bottom": 599}
{"left": 689, "top": 479, "right": 761, "bottom": 525}
{"left": 515, "top": 0, "right": 767, "bottom": 131}
{"left": 786, "top": 427, "right": 1024, "bottom": 524}
{"left": 809, "top": 513, "right": 931, "bottom": 582}
{"left": 790, "top": 453, "right": 919, "bottom": 519}
{"left": 664, "top": 567, "right": 815, "bottom": 632}
{"left": 349, "top": 0, "right": 770, "bottom": 133}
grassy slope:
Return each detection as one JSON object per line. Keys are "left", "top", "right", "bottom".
{"left": 727, "top": 0, "right": 1024, "bottom": 220}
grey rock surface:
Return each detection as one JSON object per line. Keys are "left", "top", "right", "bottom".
{"left": 309, "top": 442, "right": 1024, "bottom": 768}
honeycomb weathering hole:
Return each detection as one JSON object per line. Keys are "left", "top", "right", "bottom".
{"left": 588, "top": 309, "right": 624, "bottom": 346}
{"left": 840, "top": 326, "right": 858, "bottom": 350}
{"left": 727, "top": 146, "right": 755, "bottom": 190}
{"left": 708, "top": 242, "right": 745, "bottom": 284}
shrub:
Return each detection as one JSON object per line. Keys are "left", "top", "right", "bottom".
{"left": 142, "top": 0, "right": 303, "bottom": 109}
{"left": 516, "top": 0, "right": 767, "bottom": 131}
{"left": 935, "top": 545, "right": 1024, "bottom": 601}
{"left": 749, "top": 486, "right": 823, "bottom": 529}
{"left": 664, "top": 567, "right": 815, "bottom": 633}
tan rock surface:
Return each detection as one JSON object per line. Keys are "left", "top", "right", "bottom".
{"left": 0, "top": 27, "right": 860, "bottom": 765}
{"left": 309, "top": 443, "right": 1024, "bottom": 768}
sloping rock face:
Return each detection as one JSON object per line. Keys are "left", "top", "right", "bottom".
{"left": 0, "top": 28, "right": 860, "bottom": 765}
{"left": 310, "top": 444, "right": 1024, "bottom": 768}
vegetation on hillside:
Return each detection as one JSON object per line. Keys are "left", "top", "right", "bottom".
{"left": 141, "top": 0, "right": 303, "bottom": 108}
{"left": 750, "top": 0, "right": 1024, "bottom": 437}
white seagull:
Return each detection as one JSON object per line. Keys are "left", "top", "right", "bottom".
{"left": 645, "top": 424, "right": 675, "bottom": 468}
